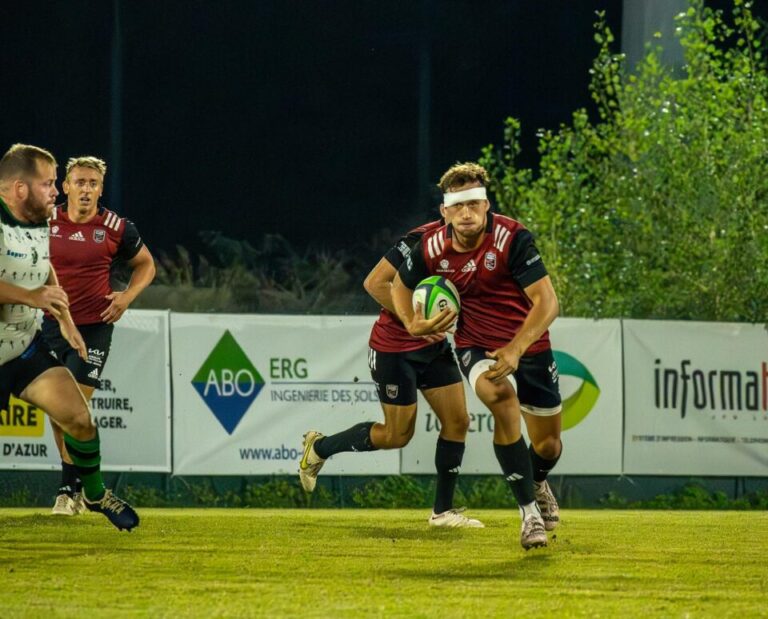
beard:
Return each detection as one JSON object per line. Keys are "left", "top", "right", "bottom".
{"left": 24, "top": 194, "right": 52, "bottom": 223}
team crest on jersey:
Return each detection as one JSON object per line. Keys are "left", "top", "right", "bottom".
{"left": 461, "top": 351, "right": 471, "bottom": 367}
{"left": 386, "top": 384, "right": 399, "bottom": 399}
{"left": 484, "top": 251, "right": 497, "bottom": 271}
{"left": 93, "top": 229, "right": 106, "bottom": 243}
{"left": 439, "top": 259, "right": 449, "bottom": 270}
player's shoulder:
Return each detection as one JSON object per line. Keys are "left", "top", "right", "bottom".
{"left": 408, "top": 218, "right": 443, "bottom": 236}
{"left": 490, "top": 213, "right": 528, "bottom": 252}
{"left": 420, "top": 220, "right": 449, "bottom": 259}
{"left": 96, "top": 206, "right": 127, "bottom": 232}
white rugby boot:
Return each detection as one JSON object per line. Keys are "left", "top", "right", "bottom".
{"left": 298, "top": 431, "right": 326, "bottom": 492}
{"left": 51, "top": 493, "right": 77, "bottom": 516}
{"left": 534, "top": 480, "right": 560, "bottom": 531}
{"left": 520, "top": 513, "right": 548, "bottom": 550}
{"left": 428, "top": 507, "right": 485, "bottom": 528}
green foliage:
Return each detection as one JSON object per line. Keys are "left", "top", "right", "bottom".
{"left": 133, "top": 231, "right": 379, "bottom": 314}
{"left": 600, "top": 480, "right": 768, "bottom": 509}
{"left": 481, "top": 0, "right": 768, "bottom": 321}
{"left": 243, "top": 478, "right": 334, "bottom": 508}
{"left": 351, "top": 475, "right": 430, "bottom": 508}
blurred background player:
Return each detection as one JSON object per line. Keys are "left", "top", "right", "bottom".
{"left": 0, "top": 143, "right": 138, "bottom": 530}
{"left": 299, "top": 217, "right": 482, "bottom": 527}
{"left": 392, "top": 162, "right": 562, "bottom": 550}
{"left": 43, "top": 156, "right": 156, "bottom": 516}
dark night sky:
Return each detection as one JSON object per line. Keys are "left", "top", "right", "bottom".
{"left": 0, "top": 1, "right": 622, "bottom": 256}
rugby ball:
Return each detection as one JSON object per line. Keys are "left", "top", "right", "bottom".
{"left": 412, "top": 276, "right": 460, "bottom": 319}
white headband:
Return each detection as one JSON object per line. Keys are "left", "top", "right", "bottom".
{"left": 443, "top": 186, "right": 487, "bottom": 207}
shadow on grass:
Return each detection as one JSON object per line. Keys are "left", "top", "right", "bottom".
{"left": 383, "top": 552, "right": 554, "bottom": 581}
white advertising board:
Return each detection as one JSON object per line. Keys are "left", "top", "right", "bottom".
{"left": 623, "top": 320, "right": 768, "bottom": 475}
{"left": 0, "top": 309, "right": 172, "bottom": 472}
{"left": 401, "top": 318, "right": 624, "bottom": 475}
{"left": 171, "top": 313, "right": 399, "bottom": 475}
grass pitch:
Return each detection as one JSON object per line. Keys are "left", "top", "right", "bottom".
{"left": 0, "top": 508, "right": 766, "bottom": 618}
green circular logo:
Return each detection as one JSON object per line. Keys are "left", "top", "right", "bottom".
{"left": 553, "top": 350, "right": 600, "bottom": 430}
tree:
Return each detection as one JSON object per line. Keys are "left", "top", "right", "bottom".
{"left": 481, "top": 0, "right": 768, "bottom": 322}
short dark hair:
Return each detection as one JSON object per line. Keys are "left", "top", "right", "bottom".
{"left": 0, "top": 143, "right": 57, "bottom": 182}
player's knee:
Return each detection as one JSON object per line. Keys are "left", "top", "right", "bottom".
{"left": 442, "top": 412, "right": 470, "bottom": 438}
{"left": 381, "top": 423, "right": 414, "bottom": 449}
{"left": 532, "top": 436, "right": 561, "bottom": 459}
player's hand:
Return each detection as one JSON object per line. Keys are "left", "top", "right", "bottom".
{"left": 407, "top": 303, "right": 457, "bottom": 336}
{"left": 59, "top": 318, "right": 87, "bottom": 361}
{"left": 421, "top": 333, "right": 447, "bottom": 344}
{"left": 28, "top": 285, "right": 69, "bottom": 318}
{"left": 101, "top": 291, "right": 131, "bottom": 324}
{"left": 484, "top": 347, "right": 520, "bottom": 383}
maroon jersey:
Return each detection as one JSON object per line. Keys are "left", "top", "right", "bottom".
{"left": 399, "top": 213, "right": 551, "bottom": 354}
{"left": 368, "top": 219, "right": 443, "bottom": 353}
{"left": 48, "top": 204, "right": 143, "bottom": 325}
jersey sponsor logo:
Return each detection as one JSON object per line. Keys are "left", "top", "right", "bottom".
{"left": 368, "top": 348, "right": 377, "bottom": 371}
{"left": 93, "top": 229, "right": 106, "bottom": 243}
{"left": 50, "top": 225, "right": 60, "bottom": 236}
{"left": 461, "top": 259, "right": 477, "bottom": 273}
{"left": 484, "top": 251, "right": 497, "bottom": 271}
{"left": 386, "top": 384, "right": 399, "bottom": 399}
{"left": 396, "top": 241, "right": 410, "bottom": 258}
{"left": 526, "top": 254, "right": 541, "bottom": 266}
{"left": 494, "top": 225, "right": 512, "bottom": 252}
{"left": 4, "top": 250, "right": 27, "bottom": 259}
{"left": 436, "top": 258, "right": 454, "bottom": 273}
{"left": 68, "top": 231, "right": 86, "bottom": 242}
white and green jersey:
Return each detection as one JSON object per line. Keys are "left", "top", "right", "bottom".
{"left": 0, "top": 198, "right": 50, "bottom": 365}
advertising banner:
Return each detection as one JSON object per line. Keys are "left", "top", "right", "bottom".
{"left": 623, "top": 320, "right": 768, "bottom": 475}
{"left": 0, "top": 309, "right": 172, "bottom": 472}
{"left": 171, "top": 313, "right": 399, "bottom": 475}
{"left": 401, "top": 318, "right": 624, "bottom": 475}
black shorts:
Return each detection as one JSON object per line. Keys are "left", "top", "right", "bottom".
{"left": 369, "top": 340, "right": 463, "bottom": 406}
{"left": 0, "top": 333, "right": 61, "bottom": 407}
{"left": 41, "top": 319, "right": 114, "bottom": 388}
{"left": 455, "top": 347, "right": 562, "bottom": 415}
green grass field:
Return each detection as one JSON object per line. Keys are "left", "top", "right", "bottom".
{"left": 1, "top": 508, "right": 766, "bottom": 618}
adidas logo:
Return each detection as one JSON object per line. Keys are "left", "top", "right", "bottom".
{"left": 461, "top": 259, "right": 477, "bottom": 273}
{"left": 88, "top": 368, "right": 100, "bottom": 379}
{"left": 505, "top": 473, "right": 523, "bottom": 481}
{"left": 68, "top": 231, "right": 86, "bottom": 242}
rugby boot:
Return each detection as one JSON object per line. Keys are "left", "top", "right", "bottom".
{"left": 428, "top": 507, "right": 485, "bottom": 528}
{"left": 520, "top": 514, "right": 548, "bottom": 550}
{"left": 82, "top": 489, "right": 140, "bottom": 531}
{"left": 534, "top": 479, "right": 560, "bottom": 531}
{"left": 298, "top": 431, "right": 326, "bottom": 492}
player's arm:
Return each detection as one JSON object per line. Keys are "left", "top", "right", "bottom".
{"left": 363, "top": 257, "right": 398, "bottom": 313}
{"left": 102, "top": 238, "right": 156, "bottom": 324}
{"left": 0, "top": 277, "right": 69, "bottom": 314}
{"left": 485, "top": 231, "right": 559, "bottom": 382}
{"left": 45, "top": 266, "right": 87, "bottom": 360}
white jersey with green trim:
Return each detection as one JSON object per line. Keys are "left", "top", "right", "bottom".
{"left": 0, "top": 200, "right": 50, "bottom": 365}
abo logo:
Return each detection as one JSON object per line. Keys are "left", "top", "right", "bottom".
{"left": 192, "top": 331, "right": 265, "bottom": 434}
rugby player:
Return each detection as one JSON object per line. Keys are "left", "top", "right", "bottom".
{"left": 43, "top": 156, "right": 155, "bottom": 516}
{"left": 299, "top": 218, "right": 482, "bottom": 528}
{"left": 0, "top": 144, "right": 138, "bottom": 530}
{"left": 392, "top": 162, "right": 562, "bottom": 550}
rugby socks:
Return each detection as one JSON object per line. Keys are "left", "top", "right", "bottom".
{"left": 314, "top": 422, "right": 378, "bottom": 459}
{"left": 58, "top": 461, "right": 80, "bottom": 496}
{"left": 63, "top": 432, "right": 106, "bottom": 501}
{"left": 529, "top": 441, "right": 562, "bottom": 483}
{"left": 494, "top": 437, "right": 535, "bottom": 506}
{"left": 433, "top": 437, "right": 464, "bottom": 514}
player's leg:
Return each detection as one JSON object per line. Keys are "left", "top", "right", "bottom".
{"left": 458, "top": 347, "right": 546, "bottom": 549}
{"left": 418, "top": 344, "right": 482, "bottom": 527}
{"left": 517, "top": 350, "right": 563, "bottom": 531}
{"left": 42, "top": 320, "right": 110, "bottom": 515}
{"left": 299, "top": 347, "right": 418, "bottom": 492}
{"left": 17, "top": 342, "right": 137, "bottom": 530}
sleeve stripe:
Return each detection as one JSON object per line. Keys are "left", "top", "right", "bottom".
{"left": 427, "top": 230, "right": 445, "bottom": 259}
{"left": 103, "top": 212, "right": 122, "bottom": 231}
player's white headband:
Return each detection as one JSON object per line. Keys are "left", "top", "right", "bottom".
{"left": 442, "top": 186, "right": 487, "bottom": 207}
